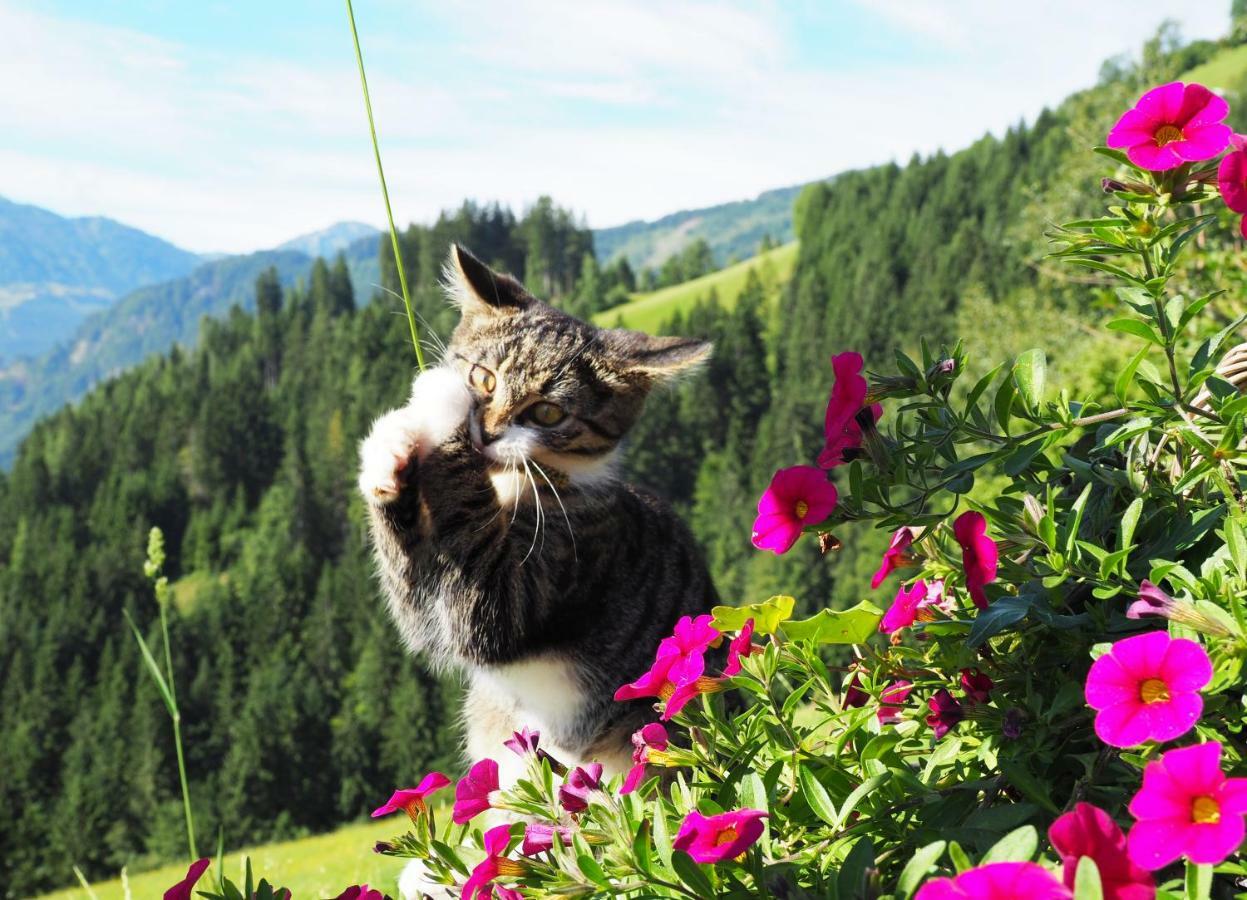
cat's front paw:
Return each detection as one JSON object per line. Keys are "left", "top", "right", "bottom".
{"left": 358, "top": 407, "right": 420, "bottom": 505}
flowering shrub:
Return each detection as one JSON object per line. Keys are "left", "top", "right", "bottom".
{"left": 159, "top": 79, "right": 1247, "bottom": 900}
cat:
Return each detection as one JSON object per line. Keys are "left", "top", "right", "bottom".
{"left": 357, "top": 244, "right": 718, "bottom": 897}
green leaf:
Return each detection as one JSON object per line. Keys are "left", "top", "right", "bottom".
{"left": 577, "top": 854, "right": 610, "bottom": 888}
{"left": 980, "top": 825, "right": 1038, "bottom": 864}
{"left": 1073, "top": 856, "right": 1104, "bottom": 900}
{"left": 122, "top": 610, "right": 177, "bottom": 718}
{"left": 947, "top": 841, "right": 972, "bottom": 873}
{"left": 1063, "top": 483, "right": 1093, "bottom": 558}
{"left": 837, "top": 773, "right": 888, "bottom": 827}
{"left": 897, "top": 841, "right": 947, "bottom": 900}
{"left": 837, "top": 838, "right": 876, "bottom": 900}
{"left": 994, "top": 376, "right": 1015, "bottom": 433}
{"left": 652, "top": 799, "right": 673, "bottom": 870}
{"left": 1107, "top": 317, "right": 1163, "bottom": 346}
{"left": 711, "top": 595, "right": 795, "bottom": 635}
{"left": 998, "top": 759, "right": 1059, "bottom": 814}
{"left": 1114, "top": 345, "right": 1149, "bottom": 405}
{"left": 966, "top": 594, "right": 1036, "bottom": 649}
{"left": 1119, "top": 497, "right": 1144, "bottom": 554}
{"left": 799, "top": 765, "right": 838, "bottom": 827}
{"left": 783, "top": 600, "right": 883, "bottom": 645}
{"left": 1185, "top": 860, "right": 1212, "bottom": 900}
{"left": 1012, "top": 349, "right": 1047, "bottom": 411}
{"left": 671, "top": 851, "right": 716, "bottom": 897}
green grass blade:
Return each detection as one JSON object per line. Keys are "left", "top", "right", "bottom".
{"left": 344, "top": 0, "right": 425, "bottom": 371}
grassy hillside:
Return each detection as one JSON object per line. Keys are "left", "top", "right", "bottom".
{"left": 37, "top": 819, "right": 405, "bottom": 900}
{"left": 593, "top": 241, "right": 798, "bottom": 332}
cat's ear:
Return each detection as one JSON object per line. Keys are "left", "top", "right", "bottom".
{"left": 604, "top": 329, "right": 713, "bottom": 383}
{"left": 444, "top": 244, "right": 531, "bottom": 318}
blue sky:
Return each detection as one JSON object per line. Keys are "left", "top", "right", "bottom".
{"left": 0, "top": 1, "right": 1230, "bottom": 253}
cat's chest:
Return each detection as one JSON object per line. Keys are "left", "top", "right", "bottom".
{"left": 472, "top": 654, "right": 588, "bottom": 740}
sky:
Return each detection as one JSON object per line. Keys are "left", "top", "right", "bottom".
{"left": 0, "top": 1, "right": 1232, "bottom": 254}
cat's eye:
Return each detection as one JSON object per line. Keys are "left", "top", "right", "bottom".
{"left": 469, "top": 364, "right": 496, "bottom": 394}
{"left": 528, "top": 401, "right": 566, "bottom": 427}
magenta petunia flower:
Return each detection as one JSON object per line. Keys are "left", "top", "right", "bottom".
{"left": 503, "top": 726, "right": 540, "bottom": 758}
{"left": 164, "top": 858, "right": 211, "bottom": 900}
{"left": 1125, "top": 581, "right": 1176, "bottom": 621}
{"left": 1218, "top": 134, "right": 1247, "bottom": 213}
{"left": 953, "top": 511, "right": 998, "bottom": 610}
{"left": 723, "top": 619, "right": 758, "bottom": 677}
{"left": 879, "top": 579, "right": 948, "bottom": 634}
{"left": 1107, "top": 82, "right": 1231, "bottom": 171}
{"left": 926, "top": 688, "right": 963, "bottom": 740}
{"left": 844, "top": 673, "right": 869, "bottom": 708}
{"left": 558, "top": 762, "right": 604, "bottom": 813}
{"left": 622, "top": 722, "right": 670, "bottom": 794}
{"left": 872, "top": 527, "right": 917, "bottom": 588}
{"left": 371, "top": 772, "right": 452, "bottom": 821}
{"left": 665, "top": 614, "right": 721, "bottom": 659}
{"left": 877, "top": 680, "right": 913, "bottom": 725}
{"left": 914, "top": 861, "right": 1072, "bottom": 899}
{"left": 673, "top": 809, "right": 768, "bottom": 864}
{"left": 1048, "top": 803, "right": 1154, "bottom": 900}
{"left": 334, "top": 887, "right": 386, "bottom": 900}
{"left": 960, "top": 668, "right": 994, "bottom": 705}
{"left": 462, "top": 824, "right": 526, "bottom": 900}
{"left": 1128, "top": 742, "right": 1247, "bottom": 870}
{"left": 818, "top": 351, "right": 883, "bottom": 468}
{"left": 522, "top": 821, "right": 574, "bottom": 856}
{"left": 751, "top": 466, "right": 838, "bottom": 554}
{"left": 1084, "top": 631, "right": 1211, "bottom": 748}
{"left": 453, "top": 758, "right": 503, "bottom": 824}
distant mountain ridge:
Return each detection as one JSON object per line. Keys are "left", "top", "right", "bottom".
{"left": 592, "top": 182, "right": 807, "bottom": 270}
{"left": 0, "top": 196, "right": 202, "bottom": 361}
{"left": 277, "top": 221, "right": 380, "bottom": 258}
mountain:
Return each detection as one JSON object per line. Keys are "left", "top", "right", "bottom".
{"left": 0, "top": 196, "right": 201, "bottom": 362}
{"left": 592, "top": 183, "right": 805, "bottom": 271}
{"left": 277, "top": 221, "right": 379, "bottom": 258}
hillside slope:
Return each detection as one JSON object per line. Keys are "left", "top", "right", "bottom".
{"left": 0, "top": 196, "right": 201, "bottom": 362}
{"left": 593, "top": 183, "right": 804, "bottom": 270}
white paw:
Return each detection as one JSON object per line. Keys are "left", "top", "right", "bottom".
{"left": 357, "top": 367, "right": 472, "bottom": 506}
{"left": 398, "top": 858, "right": 455, "bottom": 900}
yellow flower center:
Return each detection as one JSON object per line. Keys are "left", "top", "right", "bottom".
{"left": 495, "top": 859, "right": 528, "bottom": 877}
{"left": 794, "top": 500, "right": 809, "bottom": 519}
{"left": 1154, "top": 124, "right": 1184, "bottom": 146}
{"left": 1192, "top": 796, "right": 1220, "bottom": 825}
{"left": 715, "top": 826, "right": 739, "bottom": 847}
{"left": 1139, "top": 678, "right": 1170, "bottom": 704}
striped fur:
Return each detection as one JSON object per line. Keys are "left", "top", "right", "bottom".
{"left": 360, "top": 245, "right": 717, "bottom": 778}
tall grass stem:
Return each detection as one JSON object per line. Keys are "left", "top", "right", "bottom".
{"left": 344, "top": 0, "right": 425, "bottom": 371}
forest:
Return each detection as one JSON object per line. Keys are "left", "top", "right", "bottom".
{"left": 1, "top": 23, "right": 1244, "bottom": 899}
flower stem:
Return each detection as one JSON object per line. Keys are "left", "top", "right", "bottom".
{"left": 159, "top": 601, "right": 198, "bottom": 860}
{"left": 344, "top": 0, "right": 425, "bottom": 371}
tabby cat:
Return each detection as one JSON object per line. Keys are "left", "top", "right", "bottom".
{"left": 358, "top": 244, "right": 718, "bottom": 800}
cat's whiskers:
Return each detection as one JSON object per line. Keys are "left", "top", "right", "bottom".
{"left": 519, "top": 458, "right": 545, "bottom": 566}
{"left": 531, "top": 459, "right": 576, "bottom": 562}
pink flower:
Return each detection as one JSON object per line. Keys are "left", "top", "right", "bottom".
{"left": 164, "top": 859, "right": 211, "bottom": 900}
{"left": 371, "top": 772, "right": 452, "bottom": 821}
{"left": 879, "top": 579, "right": 946, "bottom": 634}
{"left": 953, "top": 511, "right": 997, "bottom": 610}
{"left": 622, "top": 722, "right": 670, "bottom": 794}
{"left": 877, "top": 680, "right": 913, "bottom": 725}
{"left": 723, "top": 619, "right": 758, "bottom": 677}
{"left": 844, "top": 673, "right": 869, "bottom": 708}
{"left": 462, "top": 824, "right": 526, "bottom": 900}
{"left": 1218, "top": 134, "right": 1247, "bottom": 211}
{"left": 522, "top": 822, "right": 574, "bottom": 856}
{"left": 959, "top": 668, "right": 994, "bottom": 705}
{"left": 751, "top": 466, "right": 838, "bottom": 554}
{"left": 672, "top": 809, "right": 768, "bottom": 864}
{"left": 665, "top": 614, "right": 721, "bottom": 659}
{"left": 503, "top": 727, "right": 540, "bottom": 757}
{"left": 818, "top": 351, "right": 883, "bottom": 468}
{"left": 1106, "top": 82, "right": 1231, "bottom": 171}
{"left": 1048, "top": 803, "right": 1154, "bottom": 900}
{"left": 926, "top": 689, "right": 963, "bottom": 740}
{"left": 559, "top": 763, "right": 604, "bottom": 813}
{"left": 1125, "top": 581, "right": 1176, "bottom": 620}
{"left": 914, "top": 861, "right": 1072, "bottom": 899}
{"left": 1127, "top": 742, "right": 1247, "bottom": 870}
{"left": 335, "top": 887, "right": 387, "bottom": 900}
{"left": 872, "top": 527, "right": 917, "bottom": 588}
{"left": 453, "top": 758, "right": 502, "bottom": 824}
{"left": 1084, "top": 631, "right": 1211, "bottom": 748}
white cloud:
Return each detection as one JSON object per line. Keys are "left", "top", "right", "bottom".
{"left": 0, "top": 0, "right": 1234, "bottom": 253}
